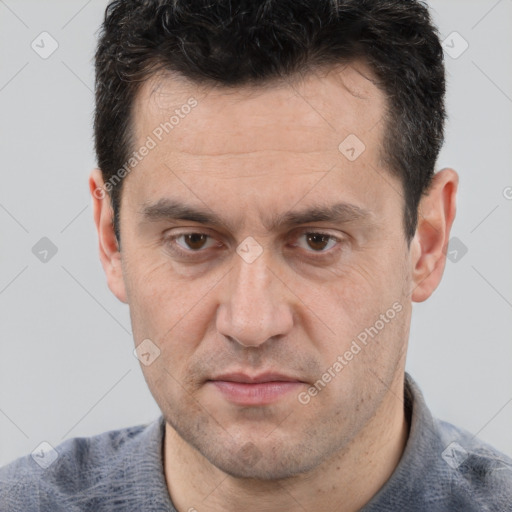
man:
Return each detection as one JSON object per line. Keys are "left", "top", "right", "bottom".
{"left": 1, "top": 0, "right": 511, "bottom": 510}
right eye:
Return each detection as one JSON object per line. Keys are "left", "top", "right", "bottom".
{"left": 164, "top": 232, "right": 223, "bottom": 258}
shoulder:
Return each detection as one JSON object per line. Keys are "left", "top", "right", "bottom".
{"left": 435, "top": 418, "right": 512, "bottom": 509}
{"left": 0, "top": 420, "right": 157, "bottom": 512}
{"left": 365, "top": 375, "right": 512, "bottom": 512}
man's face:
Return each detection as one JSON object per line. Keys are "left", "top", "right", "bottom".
{"left": 115, "top": 63, "right": 414, "bottom": 479}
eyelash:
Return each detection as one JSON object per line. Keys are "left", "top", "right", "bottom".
{"left": 163, "top": 230, "right": 345, "bottom": 260}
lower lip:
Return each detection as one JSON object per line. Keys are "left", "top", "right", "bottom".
{"left": 209, "top": 381, "right": 303, "bottom": 405}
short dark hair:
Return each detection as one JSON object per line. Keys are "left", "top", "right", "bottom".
{"left": 94, "top": 0, "right": 446, "bottom": 244}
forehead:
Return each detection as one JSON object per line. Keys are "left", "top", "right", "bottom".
{"left": 131, "top": 61, "right": 387, "bottom": 160}
{"left": 124, "top": 61, "right": 397, "bottom": 231}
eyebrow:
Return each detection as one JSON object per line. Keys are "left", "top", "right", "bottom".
{"left": 140, "top": 198, "right": 372, "bottom": 232}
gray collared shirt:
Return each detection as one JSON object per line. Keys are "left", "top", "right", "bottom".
{"left": 1, "top": 373, "right": 511, "bottom": 511}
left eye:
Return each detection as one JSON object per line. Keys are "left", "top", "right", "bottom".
{"left": 295, "top": 232, "right": 340, "bottom": 252}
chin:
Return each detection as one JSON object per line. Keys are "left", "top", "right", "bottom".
{"left": 199, "top": 436, "right": 324, "bottom": 481}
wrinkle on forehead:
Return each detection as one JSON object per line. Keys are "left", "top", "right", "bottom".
{"left": 126, "top": 58, "right": 392, "bottom": 223}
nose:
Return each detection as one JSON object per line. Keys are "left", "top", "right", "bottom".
{"left": 216, "top": 247, "right": 294, "bottom": 348}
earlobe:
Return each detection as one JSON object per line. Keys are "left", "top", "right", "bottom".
{"left": 89, "top": 169, "right": 128, "bottom": 304}
{"left": 410, "top": 168, "right": 458, "bottom": 303}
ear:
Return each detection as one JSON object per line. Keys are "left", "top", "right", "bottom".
{"left": 89, "top": 169, "right": 128, "bottom": 304}
{"left": 410, "top": 168, "right": 459, "bottom": 302}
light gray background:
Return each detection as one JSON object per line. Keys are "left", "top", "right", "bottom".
{"left": 0, "top": 0, "right": 511, "bottom": 467}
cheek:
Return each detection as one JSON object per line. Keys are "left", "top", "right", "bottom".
{"left": 125, "top": 260, "right": 211, "bottom": 401}
{"left": 123, "top": 253, "right": 220, "bottom": 356}
{"left": 313, "top": 247, "right": 408, "bottom": 356}
{"left": 325, "top": 259, "right": 387, "bottom": 317}
{"left": 124, "top": 259, "right": 172, "bottom": 336}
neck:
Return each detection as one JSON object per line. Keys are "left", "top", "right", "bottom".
{"left": 163, "top": 373, "right": 409, "bottom": 512}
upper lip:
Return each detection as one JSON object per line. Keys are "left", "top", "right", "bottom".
{"left": 209, "top": 372, "right": 303, "bottom": 383}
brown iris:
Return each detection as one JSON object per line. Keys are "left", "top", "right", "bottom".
{"left": 184, "top": 233, "right": 208, "bottom": 250}
{"left": 306, "top": 233, "right": 330, "bottom": 251}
